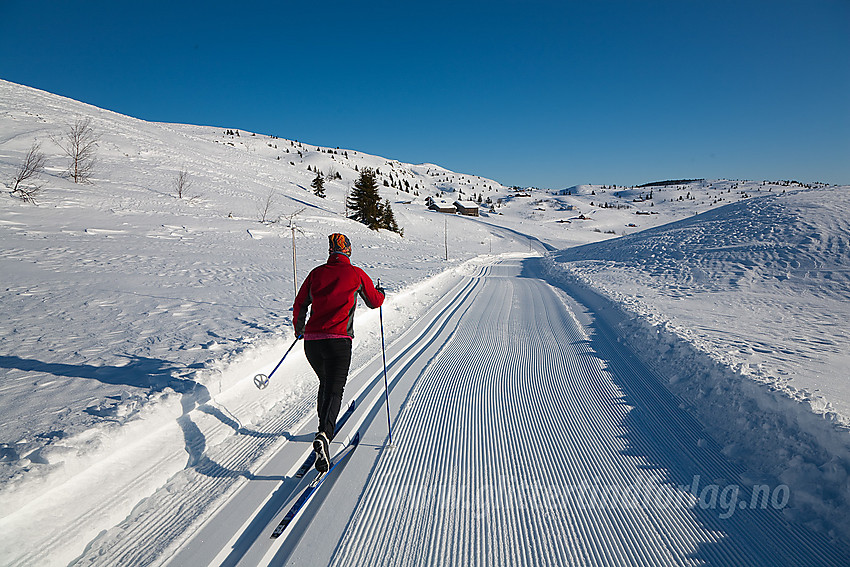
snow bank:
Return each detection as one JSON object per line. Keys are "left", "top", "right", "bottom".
{"left": 544, "top": 186, "right": 850, "bottom": 540}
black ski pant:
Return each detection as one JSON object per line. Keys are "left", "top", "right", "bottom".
{"left": 304, "top": 338, "right": 353, "bottom": 441}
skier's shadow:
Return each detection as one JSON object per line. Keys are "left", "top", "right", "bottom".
{"left": 0, "top": 354, "right": 267, "bottom": 476}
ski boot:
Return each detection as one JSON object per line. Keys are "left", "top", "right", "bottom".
{"left": 313, "top": 432, "right": 330, "bottom": 473}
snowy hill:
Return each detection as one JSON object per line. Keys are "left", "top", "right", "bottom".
{"left": 0, "top": 78, "right": 513, "bottom": 481}
{"left": 547, "top": 185, "right": 850, "bottom": 538}
{"left": 2, "top": 78, "right": 849, "bottom": 564}
{"left": 549, "top": 186, "right": 850, "bottom": 417}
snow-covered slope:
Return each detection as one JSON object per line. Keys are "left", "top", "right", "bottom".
{"left": 0, "top": 79, "right": 510, "bottom": 485}
{"left": 549, "top": 186, "right": 850, "bottom": 419}
{"left": 546, "top": 186, "right": 850, "bottom": 537}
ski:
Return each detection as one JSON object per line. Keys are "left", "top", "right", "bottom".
{"left": 293, "top": 452, "right": 317, "bottom": 479}
{"left": 293, "top": 400, "right": 356, "bottom": 479}
{"left": 271, "top": 431, "right": 360, "bottom": 539}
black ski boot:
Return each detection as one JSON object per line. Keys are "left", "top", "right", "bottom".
{"left": 313, "top": 432, "right": 330, "bottom": 473}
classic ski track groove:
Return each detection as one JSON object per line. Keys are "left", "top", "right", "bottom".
{"left": 65, "top": 269, "right": 483, "bottom": 566}
{"left": 245, "top": 270, "right": 484, "bottom": 550}
{"left": 327, "top": 258, "right": 848, "bottom": 566}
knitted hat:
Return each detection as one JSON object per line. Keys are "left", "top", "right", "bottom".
{"left": 329, "top": 233, "right": 352, "bottom": 257}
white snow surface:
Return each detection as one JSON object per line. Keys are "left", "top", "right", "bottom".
{"left": 546, "top": 185, "right": 850, "bottom": 540}
{"left": 1, "top": 79, "right": 849, "bottom": 565}
{"left": 549, "top": 186, "right": 850, "bottom": 419}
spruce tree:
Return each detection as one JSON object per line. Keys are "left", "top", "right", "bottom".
{"left": 348, "top": 168, "right": 382, "bottom": 229}
{"left": 311, "top": 172, "right": 326, "bottom": 198}
{"left": 347, "top": 168, "right": 403, "bottom": 235}
{"left": 381, "top": 198, "right": 401, "bottom": 235}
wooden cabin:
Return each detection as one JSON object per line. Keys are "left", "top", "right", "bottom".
{"left": 426, "top": 197, "right": 456, "bottom": 213}
{"left": 454, "top": 200, "right": 480, "bottom": 217}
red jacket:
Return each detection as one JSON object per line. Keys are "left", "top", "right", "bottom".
{"left": 293, "top": 253, "right": 384, "bottom": 339}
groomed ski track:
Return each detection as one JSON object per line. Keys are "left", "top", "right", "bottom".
{"left": 93, "top": 255, "right": 848, "bottom": 566}
{"left": 321, "top": 257, "right": 847, "bottom": 566}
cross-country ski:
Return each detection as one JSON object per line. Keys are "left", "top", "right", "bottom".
{"left": 270, "top": 431, "right": 360, "bottom": 539}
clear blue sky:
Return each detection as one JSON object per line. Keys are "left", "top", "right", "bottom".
{"left": 2, "top": 0, "right": 848, "bottom": 188}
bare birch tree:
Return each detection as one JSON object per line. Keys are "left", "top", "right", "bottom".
{"left": 174, "top": 167, "right": 193, "bottom": 199}
{"left": 10, "top": 142, "right": 47, "bottom": 203}
{"left": 55, "top": 117, "right": 99, "bottom": 183}
{"left": 257, "top": 188, "right": 278, "bottom": 223}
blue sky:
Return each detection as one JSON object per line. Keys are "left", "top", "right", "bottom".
{"left": 2, "top": 0, "right": 848, "bottom": 187}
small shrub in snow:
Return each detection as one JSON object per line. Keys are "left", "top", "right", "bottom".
{"left": 10, "top": 142, "right": 47, "bottom": 203}
{"left": 173, "top": 167, "right": 195, "bottom": 200}
{"left": 257, "top": 188, "right": 278, "bottom": 223}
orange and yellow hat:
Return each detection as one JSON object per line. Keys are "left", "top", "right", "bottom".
{"left": 329, "top": 233, "right": 352, "bottom": 257}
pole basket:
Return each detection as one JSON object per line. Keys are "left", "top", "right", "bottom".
{"left": 254, "top": 373, "right": 270, "bottom": 389}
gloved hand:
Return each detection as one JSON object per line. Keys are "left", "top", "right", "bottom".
{"left": 375, "top": 282, "right": 385, "bottom": 296}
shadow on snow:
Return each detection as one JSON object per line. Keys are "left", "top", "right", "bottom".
{"left": 0, "top": 354, "right": 296, "bottom": 478}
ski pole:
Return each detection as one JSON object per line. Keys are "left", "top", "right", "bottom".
{"left": 378, "top": 281, "right": 393, "bottom": 447}
{"left": 254, "top": 335, "right": 301, "bottom": 389}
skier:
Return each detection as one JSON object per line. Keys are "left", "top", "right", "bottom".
{"left": 293, "top": 233, "right": 385, "bottom": 472}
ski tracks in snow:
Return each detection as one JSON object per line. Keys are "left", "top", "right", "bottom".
{"left": 327, "top": 257, "right": 848, "bottom": 566}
